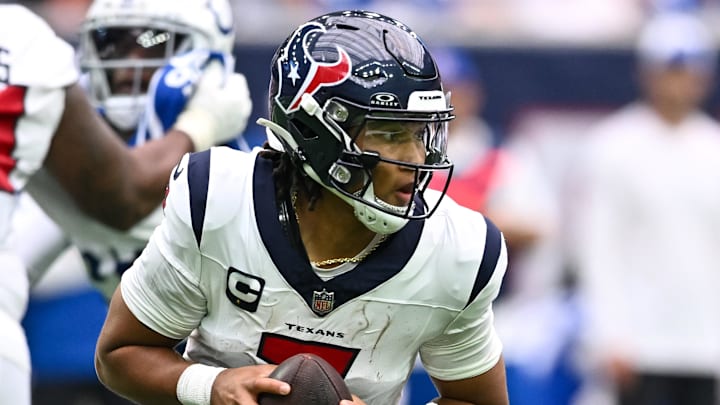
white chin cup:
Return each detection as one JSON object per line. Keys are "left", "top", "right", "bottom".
{"left": 352, "top": 200, "right": 409, "bottom": 234}
{"left": 350, "top": 185, "right": 409, "bottom": 234}
{"left": 102, "top": 95, "right": 146, "bottom": 132}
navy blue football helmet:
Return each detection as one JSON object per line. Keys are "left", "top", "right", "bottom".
{"left": 258, "top": 10, "right": 454, "bottom": 234}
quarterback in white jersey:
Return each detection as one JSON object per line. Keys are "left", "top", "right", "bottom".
{"left": 96, "top": 11, "right": 509, "bottom": 405}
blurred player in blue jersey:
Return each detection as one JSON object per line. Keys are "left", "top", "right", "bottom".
{"left": 95, "top": 10, "right": 509, "bottom": 405}
{"left": 11, "top": 0, "right": 255, "bottom": 302}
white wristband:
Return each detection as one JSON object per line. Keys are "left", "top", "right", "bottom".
{"left": 176, "top": 363, "right": 226, "bottom": 405}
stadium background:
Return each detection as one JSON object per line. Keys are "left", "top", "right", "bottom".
{"left": 13, "top": 0, "right": 720, "bottom": 404}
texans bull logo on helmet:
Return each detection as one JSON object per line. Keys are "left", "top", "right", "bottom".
{"left": 274, "top": 21, "right": 352, "bottom": 113}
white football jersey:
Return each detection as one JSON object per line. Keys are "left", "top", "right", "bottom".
{"left": 23, "top": 169, "right": 161, "bottom": 298}
{"left": 0, "top": 5, "right": 78, "bottom": 246}
{"left": 0, "top": 5, "right": 78, "bottom": 392}
{"left": 122, "top": 147, "right": 507, "bottom": 404}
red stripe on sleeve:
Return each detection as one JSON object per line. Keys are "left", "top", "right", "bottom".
{"left": 0, "top": 85, "right": 26, "bottom": 193}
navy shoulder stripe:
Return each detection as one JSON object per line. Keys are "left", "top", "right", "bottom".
{"left": 187, "top": 149, "right": 211, "bottom": 247}
{"left": 465, "top": 217, "right": 502, "bottom": 308}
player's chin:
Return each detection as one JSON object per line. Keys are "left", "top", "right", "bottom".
{"left": 376, "top": 194, "right": 411, "bottom": 212}
{"left": 393, "top": 190, "right": 413, "bottom": 207}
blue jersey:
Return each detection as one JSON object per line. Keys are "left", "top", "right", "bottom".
{"left": 129, "top": 50, "right": 252, "bottom": 151}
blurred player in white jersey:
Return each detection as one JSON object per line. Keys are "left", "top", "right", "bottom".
{"left": 12, "top": 0, "right": 249, "bottom": 302}
{"left": 574, "top": 12, "right": 720, "bottom": 405}
{"left": 0, "top": 4, "right": 251, "bottom": 404}
{"left": 95, "top": 10, "right": 509, "bottom": 405}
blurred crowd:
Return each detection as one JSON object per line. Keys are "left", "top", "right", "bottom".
{"left": 15, "top": 0, "right": 720, "bottom": 46}
{"left": 8, "top": 0, "right": 720, "bottom": 404}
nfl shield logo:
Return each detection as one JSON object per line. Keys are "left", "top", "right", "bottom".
{"left": 312, "top": 288, "right": 335, "bottom": 315}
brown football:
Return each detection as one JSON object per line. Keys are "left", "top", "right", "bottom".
{"left": 258, "top": 353, "right": 353, "bottom": 405}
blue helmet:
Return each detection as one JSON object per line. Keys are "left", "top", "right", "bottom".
{"left": 259, "top": 10, "right": 454, "bottom": 234}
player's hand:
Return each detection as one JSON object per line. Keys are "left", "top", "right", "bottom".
{"left": 340, "top": 394, "right": 367, "bottom": 405}
{"left": 210, "top": 364, "right": 290, "bottom": 404}
{"left": 174, "top": 59, "right": 252, "bottom": 151}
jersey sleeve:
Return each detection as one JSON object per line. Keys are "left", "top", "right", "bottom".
{"left": 0, "top": 5, "right": 78, "bottom": 237}
{"left": 121, "top": 148, "right": 252, "bottom": 338}
{"left": 2, "top": 5, "right": 79, "bottom": 88}
{"left": 419, "top": 218, "right": 509, "bottom": 381}
{"left": 120, "top": 152, "right": 207, "bottom": 339}
{"left": 0, "top": 6, "right": 80, "bottom": 195}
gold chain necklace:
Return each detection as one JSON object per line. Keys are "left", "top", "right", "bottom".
{"left": 291, "top": 189, "right": 387, "bottom": 267}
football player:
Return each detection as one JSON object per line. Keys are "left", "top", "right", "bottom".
{"left": 11, "top": 0, "right": 249, "bottom": 301}
{"left": 0, "top": 4, "right": 250, "bottom": 404}
{"left": 95, "top": 10, "right": 509, "bottom": 405}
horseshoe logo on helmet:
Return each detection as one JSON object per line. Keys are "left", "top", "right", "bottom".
{"left": 275, "top": 22, "right": 352, "bottom": 113}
